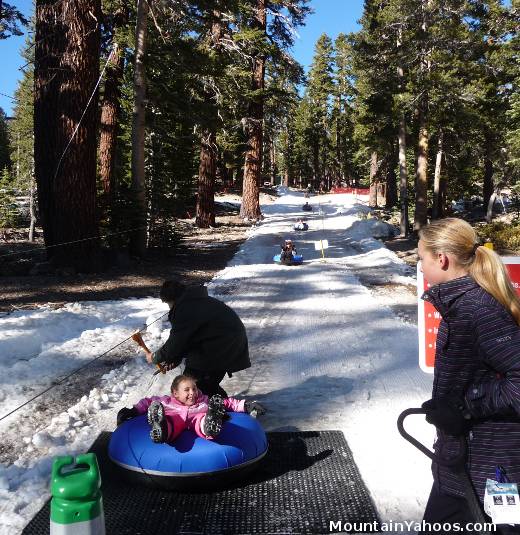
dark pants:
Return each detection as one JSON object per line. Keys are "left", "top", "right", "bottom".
{"left": 183, "top": 367, "right": 228, "bottom": 398}
{"left": 423, "top": 485, "right": 520, "bottom": 534}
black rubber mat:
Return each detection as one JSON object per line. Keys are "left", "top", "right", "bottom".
{"left": 23, "top": 430, "right": 380, "bottom": 534}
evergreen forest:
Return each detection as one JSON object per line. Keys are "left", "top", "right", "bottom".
{"left": 0, "top": 0, "right": 519, "bottom": 268}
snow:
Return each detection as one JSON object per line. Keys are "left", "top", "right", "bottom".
{"left": 0, "top": 190, "right": 435, "bottom": 534}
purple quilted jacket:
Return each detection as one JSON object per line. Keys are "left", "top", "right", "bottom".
{"left": 422, "top": 275, "right": 520, "bottom": 500}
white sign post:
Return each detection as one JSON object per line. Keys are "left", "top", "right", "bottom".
{"left": 314, "top": 239, "right": 329, "bottom": 261}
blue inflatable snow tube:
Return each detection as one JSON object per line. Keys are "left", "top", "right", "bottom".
{"left": 273, "top": 254, "right": 303, "bottom": 265}
{"left": 108, "top": 412, "right": 268, "bottom": 491}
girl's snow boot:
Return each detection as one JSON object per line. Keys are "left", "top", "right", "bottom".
{"left": 147, "top": 401, "right": 168, "bottom": 443}
{"left": 203, "top": 395, "right": 226, "bottom": 438}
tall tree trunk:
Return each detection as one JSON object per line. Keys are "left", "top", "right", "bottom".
{"left": 414, "top": 107, "right": 429, "bottom": 230}
{"left": 432, "top": 130, "right": 443, "bottom": 219}
{"left": 335, "top": 110, "right": 342, "bottom": 181}
{"left": 321, "top": 145, "right": 328, "bottom": 191}
{"left": 413, "top": 0, "right": 431, "bottom": 231}
{"left": 195, "top": 10, "right": 222, "bottom": 229}
{"left": 217, "top": 154, "right": 229, "bottom": 189}
{"left": 283, "top": 169, "right": 289, "bottom": 187}
{"left": 369, "top": 150, "right": 378, "bottom": 208}
{"left": 99, "top": 44, "right": 124, "bottom": 197}
{"left": 312, "top": 142, "right": 319, "bottom": 190}
{"left": 283, "top": 123, "right": 292, "bottom": 187}
{"left": 240, "top": 0, "right": 265, "bottom": 220}
{"left": 16, "top": 133, "right": 20, "bottom": 182}
{"left": 28, "top": 175, "right": 36, "bottom": 242}
{"left": 196, "top": 131, "right": 216, "bottom": 228}
{"left": 398, "top": 115, "right": 409, "bottom": 236}
{"left": 270, "top": 137, "right": 276, "bottom": 184}
{"left": 483, "top": 132, "right": 494, "bottom": 208}
{"left": 396, "top": 29, "right": 409, "bottom": 237}
{"left": 486, "top": 190, "right": 497, "bottom": 223}
{"left": 34, "top": 0, "right": 100, "bottom": 268}
{"left": 385, "top": 150, "right": 398, "bottom": 209}
{"left": 130, "top": 0, "right": 148, "bottom": 256}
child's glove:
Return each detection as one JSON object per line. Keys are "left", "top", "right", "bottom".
{"left": 117, "top": 406, "right": 139, "bottom": 426}
{"left": 422, "top": 395, "right": 472, "bottom": 436}
{"left": 244, "top": 400, "right": 266, "bottom": 416}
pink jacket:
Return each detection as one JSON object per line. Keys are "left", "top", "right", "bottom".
{"left": 133, "top": 392, "right": 245, "bottom": 422}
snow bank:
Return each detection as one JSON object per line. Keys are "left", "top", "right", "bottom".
{"left": 0, "top": 191, "right": 433, "bottom": 534}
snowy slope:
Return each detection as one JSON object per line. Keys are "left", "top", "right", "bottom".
{"left": 0, "top": 191, "right": 434, "bottom": 534}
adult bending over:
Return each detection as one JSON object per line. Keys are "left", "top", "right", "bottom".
{"left": 139, "top": 280, "right": 250, "bottom": 397}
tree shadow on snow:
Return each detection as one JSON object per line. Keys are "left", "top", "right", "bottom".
{"left": 234, "top": 375, "right": 355, "bottom": 425}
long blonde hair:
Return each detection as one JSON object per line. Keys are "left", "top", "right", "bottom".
{"left": 419, "top": 218, "right": 520, "bottom": 325}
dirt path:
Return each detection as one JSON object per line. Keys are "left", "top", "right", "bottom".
{"left": 0, "top": 213, "right": 252, "bottom": 313}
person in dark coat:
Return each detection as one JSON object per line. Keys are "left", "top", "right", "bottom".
{"left": 417, "top": 218, "right": 520, "bottom": 534}
{"left": 138, "top": 280, "right": 251, "bottom": 397}
{"left": 280, "top": 239, "right": 297, "bottom": 265}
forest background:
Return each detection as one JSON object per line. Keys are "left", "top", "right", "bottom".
{"left": 0, "top": 0, "right": 519, "bottom": 271}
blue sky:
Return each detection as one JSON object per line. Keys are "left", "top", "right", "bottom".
{"left": 0, "top": 0, "right": 364, "bottom": 117}
{"left": 291, "top": 0, "right": 363, "bottom": 74}
{"left": 0, "top": 0, "right": 33, "bottom": 116}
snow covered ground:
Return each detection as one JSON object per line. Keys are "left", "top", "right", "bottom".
{"left": 0, "top": 190, "right": 435, "bottom": 534}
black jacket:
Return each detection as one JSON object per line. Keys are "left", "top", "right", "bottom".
{"left": 152, "top": 285, "right": 251, "bottom": 373}
{"left": 423, "top": 276, "right": 520, "bottom": 499}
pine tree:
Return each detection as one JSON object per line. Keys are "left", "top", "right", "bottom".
{"left": 34, "top": 0, "right": 101, "bottom": 268}
{"left": 144, "top": 4, "right": 212, "bottom": 246}
{"left": 129, "top": 0, "right": 149, "bottom": 256}
{"left": 239, "top": 0, "right": 310, "bottom": 219}
{"left": 0, "top": 167, "right": 17, "bottom": 229}
{"left": 0, "top": 2, "right": 27, "bottom": 39}
{"left": 332, "top": 33, "right": 355, "bottom": 188}
{"left": 292, "top": 96, "right": 315, "bottom": 187}
{"left": 98, "top": 1, "right": 129, "bottom": 203}
{"left": 350, "top": 1, "right": 400, "bottom": 208}
{"left": 263, "top": 64, "right": 302, "bottom": 188}
{"left": 306, "top": 33, "right": 334, "bottom": 189}
{"left": 466, "top": 0, "right": 514, "bottom": 214}
{"left": 9, "top": 25, "right": 37, "bottom": 239}
{"left": 9, "top": 55, "right": 33, "bottom": 192}
{"left": 196, "top": 6, "right": 227, "bottom": 229}
{"left": 240, "top": 0, "right": 267, "bottom": 220}
{"left": 506, "top": 1, "right": 520, "bottom": 172}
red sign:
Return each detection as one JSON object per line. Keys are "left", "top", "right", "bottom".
{"left": 418, "top": 257, "right": 520, "bottom": 373}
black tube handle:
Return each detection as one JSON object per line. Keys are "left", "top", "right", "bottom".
{"left": 397, "top": 408, "right": 466, "bottom": 468}
{"left": 398, "top": 408, "right": 492, "bottom": 533}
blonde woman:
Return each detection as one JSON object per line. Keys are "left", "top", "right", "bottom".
{"left": 418, "top": 218, "right": 520, "bottom": 534}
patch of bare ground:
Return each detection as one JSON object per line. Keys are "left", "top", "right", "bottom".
{"left": 0, "top": 195, "right": 278, "bottom": 313}
{"left": 383, "top": 234, "right": 419, "bottom": 267}
{"left": 368, "top": 281, "right": 418, "bottom": 324}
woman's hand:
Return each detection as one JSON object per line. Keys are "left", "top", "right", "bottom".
{"left": 422, "top": 395, "right": 472, "bottom": 436}
{"left": 145, "top": 351, "right": 154, "bottom": 364}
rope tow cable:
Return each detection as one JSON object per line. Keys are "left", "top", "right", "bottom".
{"left": 0, "top": 311, "right": 168, "bottom": 424}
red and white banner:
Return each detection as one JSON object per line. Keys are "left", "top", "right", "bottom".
{"left": 418, "top": 257, "right": 520, "bottom": 373}
{"left": 330, "top": 187, "right": 370, "bottom": 197}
